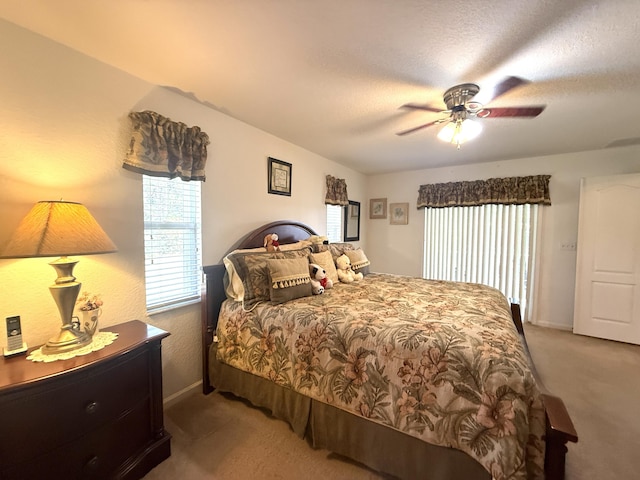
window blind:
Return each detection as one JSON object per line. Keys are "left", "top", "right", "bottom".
{"left": 326, "top": 204, "right": 344, "bottom": 243}
{"left": 143, "top": 176, "right": 202, "bottom": 313}
{"left": 423, "top": 203, "right": 539, "bottom": 321}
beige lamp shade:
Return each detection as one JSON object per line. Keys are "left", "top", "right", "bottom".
{"left": 1, "top": 201, "right": 117, "bottom": 258}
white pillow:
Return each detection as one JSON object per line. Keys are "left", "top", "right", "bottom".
{"left": 223, "top": 256, "right": 245, "bottom": 301}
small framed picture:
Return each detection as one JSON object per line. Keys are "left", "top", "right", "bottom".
{"left": 369, "top": 198, "right": 387, "bottom": 219}
{"left": 389, "top": 202, "right": 409, "bottom": 225}
{"left": 268, "top": 157, "right": 292, "bottom": 196}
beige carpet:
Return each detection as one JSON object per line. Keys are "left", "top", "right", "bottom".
{"left": 523, "top": 325, "right": 640, "bottom": 480}
{"left": 143, "top": 389, "right": 389, "bottom": 480}
{"left": 144, "top": 325, "right": 640, "bottom": 480}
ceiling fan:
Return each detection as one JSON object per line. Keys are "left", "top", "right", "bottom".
{"left": 396, "top": 76, "right": 545, "bottom": 145}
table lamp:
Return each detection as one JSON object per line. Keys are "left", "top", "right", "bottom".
{"left": 0, "top": 201, "right": 117, "bottom": 354}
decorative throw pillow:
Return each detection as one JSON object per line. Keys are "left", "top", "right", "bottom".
{"left": 228, "top": 240, "right": 313, "bottom": 254}
{"left": 309, "top": 250, "right": 339, "bottom": 285}
{"left": 345, "top": 248, "right": 371, "bottom": 276}
{"left": 267, "top": 257, "right": 312, "bottom": 304}
{"left": 225, "top": 250, "right": 283, "bottom": 305}
{"left": 224, "top": 247, "right": 312, "bottom": 304}
{"left": 279, "top": 240, "right": 313, "bottom": 252}
{"left": 313, "top": 242, "right": 355, "bottom": 261}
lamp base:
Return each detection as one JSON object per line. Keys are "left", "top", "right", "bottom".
{"left": 41, "top": 325, "right": 92, "bottom": 355}
{"left": 41, "top": 256, "right": 92, "bottom": 355}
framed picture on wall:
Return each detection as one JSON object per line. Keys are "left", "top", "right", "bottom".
{"left": 268, "top": 157, "right": 292, "bottom": 196}
{"left": 369, "top": 198, "right": 387, "bottom": 219}
{"left": 389, "top": 202, "right": 409, "bottom": 225}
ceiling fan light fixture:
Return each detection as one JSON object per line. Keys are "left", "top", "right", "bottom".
{"left": 396, "top": 77, "right": 542, "bottom": 138}
{"left": 437, "top": 118, "right": 482, "bottom": 146}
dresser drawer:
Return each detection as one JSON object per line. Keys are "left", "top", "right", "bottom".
{"left": 0, "top": 348, "right": 150, "bottom": 465}
{"left": 1, "top": 397, "right": 153, "bottom": 480}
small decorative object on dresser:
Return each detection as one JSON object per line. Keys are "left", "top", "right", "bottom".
{"left": 76, "top": 291, "right": 104, "bottom": 337}
{"left": 0, "top": 320, "right": 171, "bottom": 480}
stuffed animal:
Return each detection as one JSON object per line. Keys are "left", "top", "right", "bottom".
{"left": 308, "top": 235, "right": 329, "bottom": 246}
{"left": 335, "top": 254, "right": 363, "bottom": 283}
{"left": 263, "top": 233, "right": 281, "bottom": 252}
{"left": 309, "top": 263, "right": 333, "bottom": 294}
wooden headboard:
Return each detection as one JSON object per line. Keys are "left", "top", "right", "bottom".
{"left": 201, "top": 220, "right": 318, "bottom": 393}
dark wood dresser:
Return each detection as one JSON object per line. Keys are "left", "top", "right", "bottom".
{"left": 0, "top": 320, "right": 171, "bottom": 479}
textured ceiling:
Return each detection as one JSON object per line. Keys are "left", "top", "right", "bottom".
{"left": 2, "top": 0, "right": 640, "bottom": 175}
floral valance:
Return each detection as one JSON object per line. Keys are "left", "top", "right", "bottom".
{"left": 417, "top": 175, "right": 551, "bottom": 208}
{"left": 325, "top": 175, "right": 349, "bottom": 206}
{"left": 123, "top": 110, "right": 210, "bottom": 181}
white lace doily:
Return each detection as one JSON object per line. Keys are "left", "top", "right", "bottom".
{"left": 27, "top": 331, "right": 119, "bottom": 363}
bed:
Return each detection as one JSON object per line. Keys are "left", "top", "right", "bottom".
{"left": 201, "top": 220, "right": 577, "bottom": 480}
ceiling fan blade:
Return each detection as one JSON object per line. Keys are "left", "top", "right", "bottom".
{"left": 483, "top": 76, "right": 529, "bottom": 103}
{"left": 396, "top": 119, "right": 448, "bottom": 136}
{"left": 476, "top": 106, "right": 545, "bottom": 118}
{"left": 400, "top": 103, "right": 447, "bottom": 113}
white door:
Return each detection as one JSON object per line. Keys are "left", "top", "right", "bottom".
{"left": 573, "top": 173, "right": 640, "bottom": 344}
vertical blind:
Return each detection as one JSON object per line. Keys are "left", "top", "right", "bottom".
{"left": 423, "top": 203, "right": 539, "bottom": 320}
{"left": 143, "top": 176, "right": 202, "bottom": 312}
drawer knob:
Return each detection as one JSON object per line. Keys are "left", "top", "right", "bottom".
{"left": 85, "top": 401, "right": 99, "bottom": 414}
{"left": 85, "top": 455, "right": 99, "bottom": 471}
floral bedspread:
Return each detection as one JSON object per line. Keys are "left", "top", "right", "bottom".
{"left": 215, "top": 273, "right": 545, "bottom": 479}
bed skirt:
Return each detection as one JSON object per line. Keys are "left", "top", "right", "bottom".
{"left": 209, "top": 343, "right": 490, "bottom": 480}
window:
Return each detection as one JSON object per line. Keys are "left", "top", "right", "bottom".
{"left": 326, "top": 204, "right": 343, "bottom": 243}
{"left": 423, "top": 204, "right": 539, "bottom": 321}
{"left": 143, "top": 176, "right": 202, "bottom": 313}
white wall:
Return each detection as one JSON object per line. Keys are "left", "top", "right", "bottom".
{"left": 366, "top": 146, "right": 640, "bottom": 329}
{"left": 0, "top": 20, "right": 366, "bottom": 399}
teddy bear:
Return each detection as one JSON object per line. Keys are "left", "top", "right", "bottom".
{"left": 309, "top": 263, "right": 333, "bottom": 294}
{"left": 308, "top": 235, "right": 329, "bottom": 246}
{"left": 335, "top": 254, "right": 363, "bottom": 283}
{"left": 263, "top": 233, "right": 281, "bottom": 252}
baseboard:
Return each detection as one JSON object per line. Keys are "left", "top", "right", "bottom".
{"left": 163, "top": 380, "right": 202, "bottom": 408}
{"left": 527, "top": 320, "right": 573, "bottom": 331}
